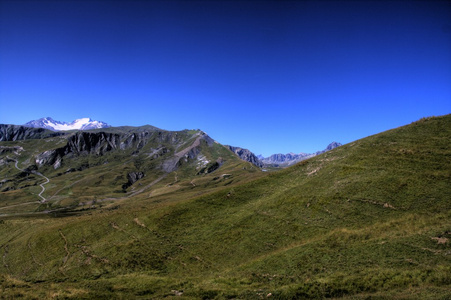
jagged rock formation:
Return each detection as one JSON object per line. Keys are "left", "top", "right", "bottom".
{"left": 35, "top": 130, "right": 181, "bottom": 169}
{"left": 227, "top": 146, "right": 263, "bottom": 167}
{"left": 227, "top": 142, "right": 342, "bottom": 168}
{"left": 315, "top": 141, "right": 342, "bottom": 155}
{"left": 0, "top": 124, "right": 64, "bottom": 141}
{"left": 123, "top": 172, "right": 145, "bottom": 190}
{"left": 261, "top": 142, "right": 343, "bottom": 167}
{"left": 34, "top": 128, "right": 221, "bottom": 175}
{"left": 261, "top": 152, "right": 313, "bottom": 166}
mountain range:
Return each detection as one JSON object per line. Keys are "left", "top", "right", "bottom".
{"left": 0, "top": 115, "right": 449, "bottom": 299}
{"left": 22, "top": 117, "right": 341, "bottom": 167}
{"left": 258, "top": 141, "right": 342, "bottom": 167}
{"left": 24, "top": 117, "right": 111, "bottom": 131}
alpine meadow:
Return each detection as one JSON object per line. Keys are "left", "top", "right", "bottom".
{"left": 0, "top": 114, "right": 450, "bottom": 299}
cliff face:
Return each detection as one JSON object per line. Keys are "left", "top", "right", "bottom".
{"left": 33, "top": 129, "right": 219, "bottom": 175}
{"left": 0, "top": 124, "right": 64, "bottom": 141}
{"left": 227, "top": 145, "right": 263, "bottom": 167}
{"left": 35, "top": 130, "right": 183, "bottom": 169}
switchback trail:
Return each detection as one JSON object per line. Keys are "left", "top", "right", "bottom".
{"left": 7, "top": 156, "right": 50, "bottom": 203}
{"left": 33, "top": 171, "right": 50, "bottom": 202}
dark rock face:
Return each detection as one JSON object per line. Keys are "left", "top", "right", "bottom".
{"left": 34, "top": 129, "right": 214, "bottom": 174}
{"left": 0, "top": 146, "right": 23, "bottom": 155}
{"left": 123, "top": 172, "right": 145, "bottom": 190}
{"left": 0, "top": 124, "right": 64, "bottom": 141}
{"left": 66, "top": 132, "right": 121, "bottom": 156}
{"left": 227, "top": 145, "right": 263, "bottom": 167}
{"left": 35, "top": 131, "right": 163, "bottom": 169}
{"left": 197, "top": 158, "right": 224, "bottom": 175}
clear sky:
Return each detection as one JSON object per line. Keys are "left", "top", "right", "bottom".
{"left": 1, "top": 0, "right": 450, "bottom": 156}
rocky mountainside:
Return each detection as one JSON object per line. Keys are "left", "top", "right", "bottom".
{"left": 0, "top": 124, "right": 64, "bottom": 141}
{"left": 34, "top": 128, "right": 219, "bottom": 173}
{"left": 227, "top": 145, "right": 263, "bottom": 167}
{"left": 0, "top": 123, "right": 257, "bottom": 200}
{"left": 25, "top": 117, "right": 111, "bottom": 131}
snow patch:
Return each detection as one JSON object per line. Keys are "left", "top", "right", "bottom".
{"left": 196, "top": 154, "right": 209, "bottom": 170}
{"left": 26, "top": 117, "right": 111, "bottom": 131}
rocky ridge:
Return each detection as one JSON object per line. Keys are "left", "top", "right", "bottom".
{"left": 227, "top": 145, "right": 263, "bottom": 168}
{"left": 229, "top": 142, "right": 343, "bottom": 168}
{"left": 34, "top": 128, "right": 219, "bottom": 176}
{"left": 0, "top": 124, "right": 64, "bottom": 141}
{"left": 260, "top": 142, "right": 343, "bottom": 167}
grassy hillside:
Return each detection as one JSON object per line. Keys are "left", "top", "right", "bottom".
{"left": 0, "top": 128, "right": 260, "bottom": 215}
{"left": 0, "top": 115, "right": 450, "bottom": 299}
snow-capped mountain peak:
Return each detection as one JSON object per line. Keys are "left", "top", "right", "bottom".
{"left": 25, "top": 117, "right": 111, "bottom": 131}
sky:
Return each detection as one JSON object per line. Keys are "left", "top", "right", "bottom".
{"left": 0, "top": 0, "right": 450, "bottom": 156}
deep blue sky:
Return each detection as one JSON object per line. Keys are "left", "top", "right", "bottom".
{"left": 1, "top": 0, "right": 450, "bottom": 156}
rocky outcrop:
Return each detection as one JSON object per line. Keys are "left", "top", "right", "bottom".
{"left": 0, "top": 146, "right": 23, "bottom": 155}
{"left": 0, "top": 124, "right": 64, "bottom": 141}
{"left": 197, "top": 158, "right": 224, "bottom": 174}
{"left": 122, "top": 172, "right": 145, "bottom": 190}
{"left": 227, "top": 145, "right": 263, "bottom": 167}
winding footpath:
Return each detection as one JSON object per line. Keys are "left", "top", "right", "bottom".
{"left": 6, "top": 156, "right": 49, "bottom": 203}
{"left": 34, "top": 171, "right": 50, "bottom": 202}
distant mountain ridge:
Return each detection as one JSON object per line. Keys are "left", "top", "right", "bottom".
{"left": 260, "top": 142, "right": 342, "bottom": 167}
{"left": 19, "top": 117, "right": 341, "bottom": 168}
{"left": 226, "top": 145, "right": 263, "bottom": 168}
{"left": 25, "top": 117, "right": 111, "bottom": 131}
{"left": 0, "top": 124, "right": 65, "bottom": 142}
{"left": 227, "top": 142, "right": 342, "bottom": 168}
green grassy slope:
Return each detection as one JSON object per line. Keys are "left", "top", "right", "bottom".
{"left": 0, "top": 128, "right": 260, "bottom": 215}
{"left": 0, "top": 115, "right": 450, "bottom": 299}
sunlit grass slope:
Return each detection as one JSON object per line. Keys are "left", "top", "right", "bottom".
{"left": 1, "top": 115, "right": 450, "bottom": 299}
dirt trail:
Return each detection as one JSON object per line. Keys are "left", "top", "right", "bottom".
{"left": 2, "top": 134, "right": 203, "bottom": 215}
{"left": 33, "top": 171, "right": 50, "bottom": 202}
{"left": 6, "top": 155, "right": 50, "bottom": 203}
{"left": 0, "top": 201, "right": 40, "bottom": 210}
{"left": 59, "top": 230, "right": 70, "bottom": 268}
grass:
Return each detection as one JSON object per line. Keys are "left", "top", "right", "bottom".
{"left": 0, "top": 115, "right": 450, "bottom": 298}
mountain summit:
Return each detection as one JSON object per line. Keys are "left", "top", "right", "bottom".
{"left": 24, "top": 117, "right": 111, "bottom": 131}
